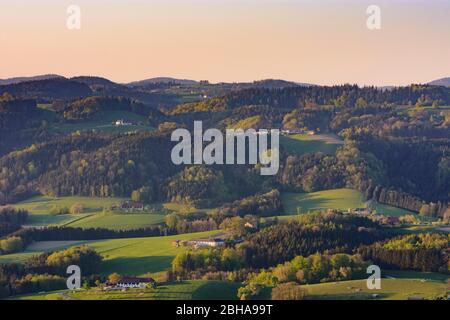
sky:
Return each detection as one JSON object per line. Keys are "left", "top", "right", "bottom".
{"left": 1, "top": 0, "right": 449, "bottom": 86}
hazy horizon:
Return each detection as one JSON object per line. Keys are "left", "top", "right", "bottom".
{"left": 1, "top": 0, "right": 450, "bottom": 86}
{"left": 1, "top": 72, "right": 448, "bottom": 87}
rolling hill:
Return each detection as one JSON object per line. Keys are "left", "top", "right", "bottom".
{"left": 0, "top": 78, "right": 92, "bottom": 100}
{"left": 428, "top": 77, "right": 450, "bottom": 87}
{"left": 127, "top": 77, "right": 198, "bottom": 87}
{"left": 0, "top": 74, "right": 64, "bottom": 86}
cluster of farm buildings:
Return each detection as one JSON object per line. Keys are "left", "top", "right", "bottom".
{"left": 105, "top": 277, "right": 156, "bottom": 290}
{"left": 110, "top": 201, "right": 145, "bottom": 212}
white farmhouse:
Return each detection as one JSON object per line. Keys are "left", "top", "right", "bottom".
{"left": 115, "top": 277, "right": 155, "bottom": 289}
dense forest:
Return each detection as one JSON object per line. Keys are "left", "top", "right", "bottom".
{"left": 0, "top": 207, "right": 28, "bottom": 238}
{"left": 0, "top": 246, "right": 102, "bottom": 298}
{"left": 358, "top": 233, "right": 449, "bottom": 272}
{"left": 241, "top": 214, "right": 386, "bottom": 268}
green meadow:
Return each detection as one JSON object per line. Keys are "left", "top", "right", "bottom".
{"left": 90, "top": 231, "right": 221, "bottom": 275}
{"left": 11, "top": 280, "right": 242, "bottom": 301}
{"left": 280, "top": 133, "right": 343, "bottom": 156}
{"left": 390, "top": 225, "right": 449, "bottom": 235}
{"left": 281, "top": 188, "right": 365, "bottom": 215}
{"left": 48, "top": 111, "right": 154, "bottom": 134}
{"left": 11, "top": 271, "right": 447, "bottom": 300}
{"left": 66, "top": 212, "right": 166, "bottom": 230}
{"left": 281, "top": 188, "right": 423, "bottom": 219}
{"left": 304, "top": 271, "right": 448, "bottom": 300}
{"left": 0, "top": 230, "right": 221, "bottom": 276}
{"left": 368, "top": 201, "right": 416, "bottom": 217}
{"left": 13, "top": 196, "right": 128, "bottom": 227}
{"left": 12, "top": 196, "right": 198, "bottom": 230}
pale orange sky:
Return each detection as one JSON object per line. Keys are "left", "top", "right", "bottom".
{"left": 1, "top": 0, "right": 449, "bottom": 86}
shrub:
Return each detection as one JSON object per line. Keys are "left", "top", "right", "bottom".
{"left": 271, "top": 282, "right": 307, "bottom": 300}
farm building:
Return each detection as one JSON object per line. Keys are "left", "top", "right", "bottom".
{"left": 185, "top": 238, "right": 226, "bottom": 248}
{"left": 114, "top": 277, "right": 156, "bottom": 289}
{"left": 380, "top": 216, "right": 401, "bottom": 226}
{"left": 348, "top": 208, "right": 370, "bottom": 215}
{"left": 119, "top": 201, "right": 144, "bottom": 212}
{"left": 114, "top": 119, "right": 133, "bottom": 126}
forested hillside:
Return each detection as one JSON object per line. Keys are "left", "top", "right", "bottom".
{"left": 1, "top": 81, "right": 449, "bottom": 216}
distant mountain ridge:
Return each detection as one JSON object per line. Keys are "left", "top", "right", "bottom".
{"left": 70, "top": 76, "right": 121, "bottom": 87}
{"left": 251, "top": 79, "right": 311, "bottom": 88}
{"left": 428, "top": 77, "right": 450, "bottom": 87}
{"left": 0, "top": 74, "right": 64, "bottom": 86}
{"left": 127, "top": 77, "right": 199, "bottom": 87}
{"left": 0, "top": 78, "right": 92, "bottom": 100}
{"left": 1, "top": 74, "right": 449, "bottom": 88}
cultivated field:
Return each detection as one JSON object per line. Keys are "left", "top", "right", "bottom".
{"left": 280, "top": 133, "right": 343, "bottom": 156}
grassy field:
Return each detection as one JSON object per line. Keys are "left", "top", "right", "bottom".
{"left": 12, "top": 196, "right": 197, "bottom": 230}
{"left": 304, "top": 271, "right": 448, "bottom": 300}
{"left": 0, "top": 230, "right": 221, "bottom": 275}
{"left": 11, "top": 280, "right": 242, "bottom": 300}
{"left": 281, "top": 188, "right": 365, "bottom": 215}
{"left": 66, "top": 212, "right": 166, "bottom": 230}
{"left": 398, "top": 105, "right": 450, "bottom": 116}
{"left": 281, "top": 188, "right": 425, "bottom": 220}
{"left": 13, "top": 196, "right": 128, "bottom": 227}
{"left": 11, "top": 271, "right": 447, "bottom": 300}
{"left": 390, "top": 225, "right": 449, "bottom": 235}
{"left": 280, "top": 133, "right": 343, "bottom": 156}
{"left": 90, "top": 231, "right": 221, "bottom": 275}
{"left": 48, "top": 111, "right": 154, "bottom": 134}
{"left": 368, "top": 202, "right": 415, "bottom": 217}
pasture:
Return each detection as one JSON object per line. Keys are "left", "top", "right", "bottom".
{"left": 280, "top": 133, "right": 343, "bottom": 156}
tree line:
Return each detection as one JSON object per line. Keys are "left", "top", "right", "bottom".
{"left": 358, "top": 233, "right": 449, "bottom": 272}
{"left": 0, "top": 245, "right": 102, "bottom": 298}
{"left": 0, "top": 207, "right": 28, "bottom": 238}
